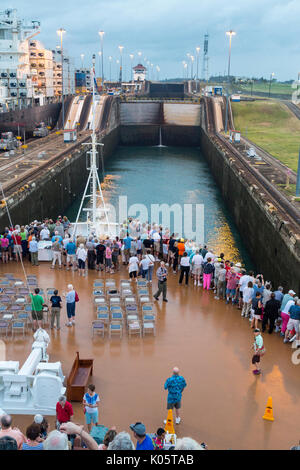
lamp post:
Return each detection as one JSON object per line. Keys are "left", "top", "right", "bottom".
{"left": 224, "top": 29, "right": 236, "bottom": 134}
{"left": 108, "top": 56, "right": 112, "bottom": 82}
{"left": 118, "top": 45, "right": 124, "bottom": 89}
{"left": 196, "top": 46, "right": 200, "bottom": 82}
{"left": 80, "top": 53, "right": 84, "bottom": 69}
{"left": 190, "top": 55, "right": 194, "bottom": 80}
{"left": 98, "top": 30, "right": 104, "bottom": 91}
{"left": 98, "top": 51, "right": 102, "bottom": 78}
{"left": 57, "top": 28, "right": 66, "bottom": 130}
{"left": 184, "top": 62, "right": 188, "bottom": 79}
{"left": 138, "top": 51, "right": 142, "bottom": 62}
{"left": 129, "top": 54, "right": 134, "bottom": 81}
{"left": 268, "top": 72, "right": 275, "bottom": 98}
{"left": 186, "top": 53, "right": 190, "bottom": 79}
{"left": 151, "top": 63, "right": 154, "bottom": 81}
{"left": 116, "top": 59, "right": 120, "bottom": 82}
{"left": 182, "top": 61, "right": 186, "bottom": 79}
{"left": 147, "top": 60, "right": 150, "bottom": 80}
{"left": 156, "top": 65, "right": 160, "bottom": 81}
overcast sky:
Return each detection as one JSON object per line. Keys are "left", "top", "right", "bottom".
{"left": 6, "top": 0, "right": 300, "bottom": 82}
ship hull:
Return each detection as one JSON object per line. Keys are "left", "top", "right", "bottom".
{"left": 0, "top": 102, "right": 62, "bottom": 136}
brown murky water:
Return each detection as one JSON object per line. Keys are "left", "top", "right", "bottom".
{"left": 1, "top": 262, "right": 299, "bottom": 450}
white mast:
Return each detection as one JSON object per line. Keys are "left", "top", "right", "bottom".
{"left": 72, "top": 54, "right": 113, "bottom": 239}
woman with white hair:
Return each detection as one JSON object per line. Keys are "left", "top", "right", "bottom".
{"left": 76, "top": 243, "right": 87, "bottom": 276}
{"left": 175, "top": 437, "right": 206, "bottom": 450}
{"left": 64, "top": 284, "right": 77, "bottom": 327}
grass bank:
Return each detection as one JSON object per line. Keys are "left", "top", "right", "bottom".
{"left": 232, "top": 100, "right": 300, "bottom": 172}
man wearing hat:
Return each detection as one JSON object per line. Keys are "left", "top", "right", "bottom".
{"left": 280, "top": 290, "right": 296, "bottom": 335}
{"left": 251, "top": 329, "right": 265, "bottom": 375}
{"left": 130, "top": 422, "right": 154, "bottom": 450}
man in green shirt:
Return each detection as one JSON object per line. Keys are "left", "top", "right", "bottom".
{"left": 30, "top": 288, "right": 45, "bottom": 330}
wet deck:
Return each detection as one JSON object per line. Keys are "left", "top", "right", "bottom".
{"left": 1, "top": 262, "right": 299, "bottom": 450}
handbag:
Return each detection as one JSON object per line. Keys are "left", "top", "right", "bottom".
{"left": 75, "top": 292, "right": 79, "bottom": 302}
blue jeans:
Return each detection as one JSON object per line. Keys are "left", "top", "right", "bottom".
{"left": 67, "top": 301, "right": 75, "bottom": 318}
{"left": 142, "top": 269, "right": 148, "bottom": 279}
{"left": 147, "top": 265, "right": 154, "bottom": 281}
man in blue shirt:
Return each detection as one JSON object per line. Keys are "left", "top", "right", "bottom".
{"left": 51, "top": 231, "right": 63, "bottom": 245}
{"left": 123, "top": 234, "right": 132, "bottom": 264}
{"left": 284, "top": 300, "right": 300, "bottom": 345}
{"left": 164, "top": 367, "right": 187, "bottom": 424}
{"left": 129, "top": 422, "right": 154, "bottom": 450}
{"left": 66, "top": 238, "right": 77, "bottom": 271}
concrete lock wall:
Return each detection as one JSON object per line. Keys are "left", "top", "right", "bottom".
{"left": 120, "top": 124, "right": 201, "bottom": 146}
{"left": 120, "top": 103, "right": 161, "bottom": 125}
{"left": 200, "top": 129, "right": 300, "bottom": 292}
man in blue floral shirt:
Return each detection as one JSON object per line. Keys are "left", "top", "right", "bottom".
{"left": 164, "top": 367, "right": 187, "bottom": 424}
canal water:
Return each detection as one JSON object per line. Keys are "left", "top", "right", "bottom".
{"left": 67, "top": 145, "right": 254, "bottom": 268}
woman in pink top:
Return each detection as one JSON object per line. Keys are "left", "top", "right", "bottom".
{"left": 1, "top": 235, "right": 9, "bottom": 263}
{"left": 105, "top": 243, "right": 113, "bottom": 273}
{"left": 226, "top": 268, "right": 238, "bottom": 304}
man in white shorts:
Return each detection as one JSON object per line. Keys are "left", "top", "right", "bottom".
{"left": 192, "top": 250, "right": 203, "bottom": 287}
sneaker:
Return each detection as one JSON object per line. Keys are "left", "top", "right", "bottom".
{"left": 194, "top": 280, "right": 197, "bottom": 286}
{"left": 163, "top": 299, "right": 168, "bottom": 302}
{"left": 65, "top": 322, "right": 72, "bottom": 327}
{"left": 280, "top": 332, "right": 285, "bottom": 337}
{"left": 289, "top": 334, "right": 297, "bottom": 343}
{"left": 198, "top": 282, "right": 201, "bottom": 287}
{"left": 214, "top": 296, "right": 219, "bottom": 300}
{"left": 241, "top": 313, "right": 245, "bottom": 317}
{"left": 175, "top": 417, "right": 181, "bottom": 424}
{"left": 153, "top": 296, "right": 159, "bottom": 301}
{"left": 283, "top": 338, "right": 289, "bottom": 343}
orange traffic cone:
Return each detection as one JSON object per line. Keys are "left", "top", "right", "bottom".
{"left": 262, "top": 396, "right": 274, "bottom": 421}
{"left": 164, "top": 409, "right": 175, "bottom": 434}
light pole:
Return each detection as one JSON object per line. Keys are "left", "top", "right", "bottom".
{"left": 147, "top": 60, "right": 150, "bottom": 80}
{"left": 186, "top": 53, "right": 190, "bottom": 79}
{"left": 98, "top": 30, "right": 104, "bottom": 91}
{"left": 129, "top": 54, "right": 134, "bottom": 81}
{"left": 108, "top": 56, "right": 112, "bottom": 82}
{"left": 57, "top": 28, "right": 66, "bottom": 129}
{"left": 151, "top": 63, "right": 154, "bottom": 81}
{"left": 98, "top": 51, "right": 102, "bottom": 77}
{"left": 80, "top": 53, "right": 84, "bottom": 69}
{"left": 116, "top": 59, "right": 120, "bottom": 82}
{"left": 196, "top": 46, "right": 200, "bottom": 84}
{"left": 138, "top": 51, "right": 142, "bottom": 62}
{"left": 190, "top": 55, "right": 194, "bottom": 80}
{"left": 182, "top": 61, "right": 186, "bottom": 79}
{"left": 184, "top": 62, "right": 188, "bottom": 79}
{"left": 118, "top": 45, "right": 123, "bottom": 88}
{"left": 268, "top": 72, "right": 275, "bottom": 98}
{"left": 156, "top": 65, "right": 160, "bottom": 81}
{"left": 225, "top": 30, "right": 236, "bottom": 134}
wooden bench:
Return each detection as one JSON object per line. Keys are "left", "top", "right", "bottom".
{"left": 66, "top": 351, "right": 94, "bottom": 402}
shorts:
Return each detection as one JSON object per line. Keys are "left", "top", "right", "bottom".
{"left": 154, "top": 241, "right": 160, "bottom": 252}
{"left": 193, "top": 265, "right": 202, "bottom": 275}
{"left": 97, "top": 256, "right": 104, "bottom": 265}
{"left": 287, "top": 318, "right": 300, "bottom": 333}
{"left": 106, "top": 258, "right": 112, "bottom": 267}
{"left": 85, "top": 410, "right": 98, "bottom": 425}
{"left": 252, "top": 354, "right": 260, "bottom": 364}
{"left": 14, "top": 245, "right": 22, "bottom": 254}
{"left": 129, "top": 271, "right": 137, "bottom": 278}
{"left": 32, "top": 310, "right": 43, "bottom": 321}
{"left": 67, "top": 254, "right": 76, "bottom": 263}
{"left": 239, "top": 291, "right": 243, "bottom": 299}
{"left": 67, "top": 302, "right": 75, "bottom": 318}
{"left": 167, "top": 401, "right": 181, "bottom": 410}
{"left": 78, "top": 259, "right": 85, "bottom": 269}
{"left": 226, "top": 288, "right": 236, "bottom": 296}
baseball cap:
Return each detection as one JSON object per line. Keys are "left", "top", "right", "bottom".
{"left": 235, "top": 262, "right": 242, "bottom": 267}
{"left": 254, "top": 328, "right": 260, "bottom": 333}
{"left": 34, "top": 414, "right": 43, "bottom": 424}
{"left": 288, "top": 290, "right": 296, "bottom": 295}
{"left": 130, "top": 422, "right": 146, "bottom": 435}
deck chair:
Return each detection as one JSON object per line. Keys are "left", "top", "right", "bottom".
{"left": 93, "top": 280, "right": 104, "bottom": 288}
{"left": 143, "top": 319, "right": 156, "bottom": 336}
{"left": 92, "top": 321, "right": 105, "bottom": 338}
{"left": 11, "top": 321, "right": 26, "bottom": 339}
{"left": 0, "top": 320, "right": 10, "bottom": 337}
{"left": 137, "top": 280, "right": 148, "bottom": 288}
{"left": 96, "top": 313, "right": 109, "bottom": 325}
{"left": 109, "top": 321, "right": 122, "bottom": 339}
{"left": 128, "top": 320, "right": 142, "bottom": 338}
{"left": 111, "top": 311, "right": 123, "bottom": 323}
